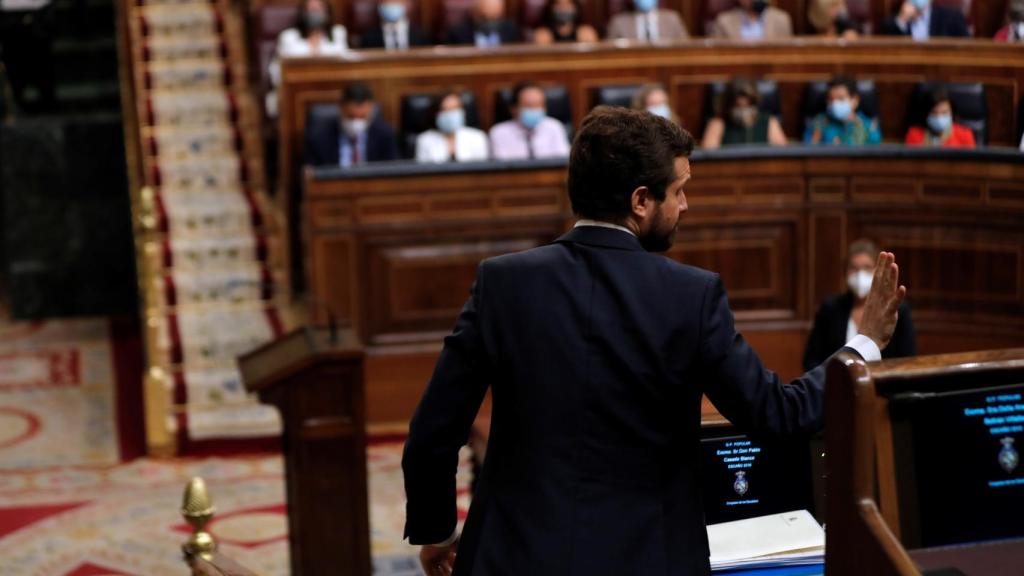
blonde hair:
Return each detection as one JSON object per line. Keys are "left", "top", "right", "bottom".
{"left": 631, "top": 84, "right": 668, "bottom": 111}
{"left": 808, "top": 0, "right": 844, "bottom": 33}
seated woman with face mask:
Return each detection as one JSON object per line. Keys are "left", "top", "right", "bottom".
{"left": 631, "top": 84, "right": 678, "bottom": 125}
{"left": 701, "top": 79, "right": 787, "bottom": 149}
{"left": 533, "top": 0, "right": 599, "bottom": 44}
{"left": 267, "top": 0, "right": 348, "bottom": 117}
{"left": 803, "top": 239, "right": 917, "bottom": 371}
{"left": 415, "top": 91, "right": 490, "bottom": 163}
{"left": 804, "top": 76, "right": 881, "bottom": 146}
{"left": 905, "top": 87, "right": 976, "bottom": 149}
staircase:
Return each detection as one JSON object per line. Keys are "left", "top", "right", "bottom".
{"left": 118, "top": 0, "right": 291, "bottom": 455}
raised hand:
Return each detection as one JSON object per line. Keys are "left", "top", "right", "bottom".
{"left": 858, "top": 252, "right": 907, "bottom": 352}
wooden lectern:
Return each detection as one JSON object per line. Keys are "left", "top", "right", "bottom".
{"left": 239, "top": 327, "right": 370, "bottom": 576}
{"left": 825, "top": 348, "right": 1024, "bottom": 576}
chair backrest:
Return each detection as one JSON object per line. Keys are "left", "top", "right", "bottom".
{"left": 914, "top": 82, "right": 987, "bottom": 145}
{"left": 591, "top": 84, "right": 644, "bottom": 109}
{"left": 844, "top": 0, "right": 874, "bottom": 33}
{"left": 494, "top": 84, "right": 573, "bottom": 128}
{"left": 520, "top": 0, "right": 549, "bottom": 30}
{"left": 933, "top": 0, "right": 972, "bottom": 16}
{"left": 439, "top": 0, "right": 477, "bottom": 39}
{"left": 254, "top": 5, "right": 299, "bottom": 91}
{"left": 400, "top": 91, "right": 481, "bottom": 157}
{"left": 306, "top": 101, "right": 341, "bottom": 129}
{"left": 705, "top": 79, "right": 782, "bottom": 121}
{"left": 704, "top": 0, "right": 737, "bottom": 33}
{"left": 802, "top": 79, "right": 878, "bottom": 129}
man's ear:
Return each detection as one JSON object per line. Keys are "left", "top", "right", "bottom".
{"left": 631, "top": 186, "right": 652, "bottom": 219}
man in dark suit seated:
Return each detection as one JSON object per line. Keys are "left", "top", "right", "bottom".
{"left": 445, "top": 0, "right": 523, "bottom": 47}
{"left": 360, "top": 0, "right": 432, "bottom": 50}
{"left": 403, "top": 106, "right": 907, "bottom": 576}
{"left": 881, "top": 0, "right": 970, "bottom": 38}
{"left": 803, "top": 238, "right": 917, "bottom": 371}
{"left": 304, "top": 81, "right": 399, "bottom": 167}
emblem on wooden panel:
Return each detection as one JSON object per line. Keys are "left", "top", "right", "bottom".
{"left": 733, "top": 470, "right": 749, "bottom": 496}
{"left": 999, "top": 437, "right": 1019, "bottom": 474}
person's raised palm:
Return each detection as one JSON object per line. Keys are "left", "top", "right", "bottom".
{"left": 859, "top": 251, "right": 907, "bottom": 351}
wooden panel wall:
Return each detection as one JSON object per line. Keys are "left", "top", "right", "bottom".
{"left": 305, "top": 152, "right": 1024, "bottom": 422}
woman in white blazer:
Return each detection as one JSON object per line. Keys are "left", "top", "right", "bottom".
{"left": 266, "top": 0, "right": 348, "bottom": 117}
{"left": 415, "top": 91, "right": 490, "bottom": 163}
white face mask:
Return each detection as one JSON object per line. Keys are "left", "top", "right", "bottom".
{"left": 342, "top": 117, "right": 369, "bottom": 138}
{"left": 847, "top": 269, "right": 873, "bottom": 299}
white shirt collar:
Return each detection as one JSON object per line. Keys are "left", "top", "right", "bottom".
{"left": 574, "top": 219, "right": 637, "bottom": 237}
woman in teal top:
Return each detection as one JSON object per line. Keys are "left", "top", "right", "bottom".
{"left": 702, "top": 78, "right": 788, "bottom": 148}
{"left": 804, "top": 77, "right": 881, "bottom": 146}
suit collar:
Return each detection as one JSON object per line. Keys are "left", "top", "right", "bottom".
{"left": 556, "top": 225, "right": 645, "bottom": 252}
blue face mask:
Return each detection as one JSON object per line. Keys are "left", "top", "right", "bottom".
{"left": 378, "top": 2, "right": 406, "bottom": 23}
{"left": 911, "top": 0, "right": 929, "bottom": 10}
{"left": 634, "top": 0, "right": 658, "bottom": 13}
{"left": 437, "top": 108, "right": 465, "bottom": 134}
{"left": 647, "top": 104, "right": 672, "bottom": 119}
{"left": 828, "top": 98, "right": 853, "bottom": 121}
{"left": 518, "top": 107, "right": 546, "bottom": 130}
{"left": 927, "top": 112, "right": 952, "bottom": 134}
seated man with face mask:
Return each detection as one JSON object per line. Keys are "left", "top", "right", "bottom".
{"left": 304, "top": 81, "right": 400, "bottom": 167}
{"left": 803, "top": 239, "right": 916, "bottom": 371}
{"left": 446, "top": 0, "right": 523, "bottom": 47}
{"left": 881, "top": 0, "right": 969, "bottom": 39}
{"left": 804, "top": 76, "right": 881, "bottom": 146}
{"left": 360, "top": 0, "right": 432, "bottom": 49}
{"left": 415, "top": 90, "right": 490, "bottom": 163}
{"left": 710, "top": 0, "right": 793, "bottom": 40}
{"left": 489, "top": 81, "right": 571, "bottom": 161}
{"left": 606, "top": 0, "right": 690, "bottom": 41}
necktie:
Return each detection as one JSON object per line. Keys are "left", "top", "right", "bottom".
{"left": 526, "top": 130, "right": 535, "bottom": 159}
{"left": 388, "top": 27, "right": 399, "bottom": 50}
{"left": 350, "top": 137, "right": 361, "bottom": 165}
{"left": 646, "top": 15, "right": 655, "bottom": 41}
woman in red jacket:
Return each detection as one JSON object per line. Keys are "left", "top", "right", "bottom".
{"left": 905, "top": 87, "right": 976, "bottom": 148}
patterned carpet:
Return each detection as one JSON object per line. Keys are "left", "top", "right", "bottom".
{"left": 0, "top": 319, "right": 119, "bottom": 469}
{"left": 0, "top": 318, "right": 471, "bottom": 575}
{"left": 0, "top": 442, "right": 473, "bottom": 576}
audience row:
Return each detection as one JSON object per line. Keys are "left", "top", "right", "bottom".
{"left": 304, "top": 77, "right": 1001, "bottom": 169}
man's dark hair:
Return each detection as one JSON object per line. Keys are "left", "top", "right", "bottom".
{"left": 827, "top": 76, "right": 858, "bottom": 99}
{"left": 568, "top": 106, "right": 694, "bottom": 222}
{"left": 512, "top": 81, "right": 543, "bottom": 107}
{"left": 342, "top": 81, "right": 375, "bottom": 104}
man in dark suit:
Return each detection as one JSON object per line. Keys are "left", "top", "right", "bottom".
{"left": 303, "top": 81, "right": 399, "bottom": 167}
{"left": 360, "top": 0, "right": 432, "bottom": 50}
{"left": 403, "top": 106, "right": 906, "bottom": 576}
{"left": 803, "top": 239, "right": 917, "bottom": 371}
{"left": 445, "top": 0, "right": 523, "bottom": 47}
{"left": 881, "top": 0, "right": 970, "bottom": 38}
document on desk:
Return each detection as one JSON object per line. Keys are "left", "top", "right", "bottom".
{"left": 707, "top": 510, "right": 825, "bottom": 571}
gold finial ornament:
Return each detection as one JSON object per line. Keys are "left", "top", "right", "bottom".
{"left": 181, "top": 477, "right": 217, "bottom": 562}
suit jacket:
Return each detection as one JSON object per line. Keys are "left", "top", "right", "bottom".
{"left": 303, "top": 114, "right": 399, "bottom": 166}
{"left": 881, "top": 5, "right": 970, "bottom": 38}
{"left": 404, "top": 226, "right": 853, "bottom": 576}
{"left": 359, "top": 21, "right": 432, "bottom": 49}
{"left": 803, "top": 291, "right": 915, "bottom": 371}
{"left": 445, "top": 18, "right": 522, "bottom": 46}
{"left": 710, "top": 7, "right": 793, "bottom": 39}
{"left": 606, "top": 9, "right": 690, "bottom": 40}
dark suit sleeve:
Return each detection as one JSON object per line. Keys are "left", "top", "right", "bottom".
{"left": 699, "top": 274, "right": 846, "bottom": 437}
{"left": 802, "top": 303, "right": 832, "bottom": 372}
{"left": 402, "top": 264, "right": 491, "bottom": 544}
{"left": 360, "top": 27, "right": 384, "bottom": 48}
{"left": 884, "top": 302, "right": 917, "bottom": 359}
{"left": 379, "top": 122, "right": 399, "bottom": 161}
{"left": 304, "top": 122, "right": 326, "bottom": 166}
{"left": 880, "top": 17, "right": 909, "bottom": 35}
{"left": 948, "top": 10, "right": 970, "bottom": 37}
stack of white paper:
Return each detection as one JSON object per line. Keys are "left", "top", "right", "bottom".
{"left": 707, "top": 510, "right": 825, "bottom": 571}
